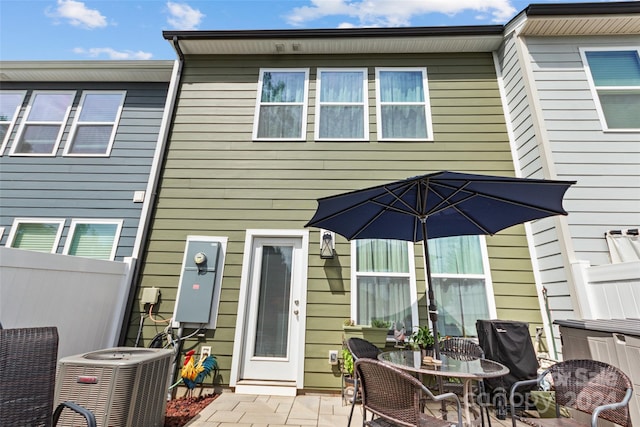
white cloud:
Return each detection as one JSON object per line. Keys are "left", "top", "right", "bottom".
{"left": 47, "top": 0, "right": 107, "bottom": 29}
{"left": 73, "top": 47, "right": 153, "bottom": 60}
{"left": 166, "top": 1, "right": 205, "bottom": 30}
{"left": 286, "top": 0, "right": 517, "bottom": 27}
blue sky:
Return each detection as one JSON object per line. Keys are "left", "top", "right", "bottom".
{"left": 0, "top": 0, "right": 632, "bottom": 61}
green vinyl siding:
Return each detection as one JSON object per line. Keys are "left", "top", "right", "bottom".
{"left": 128, "top": 52, "right": 541, "bottom": 392}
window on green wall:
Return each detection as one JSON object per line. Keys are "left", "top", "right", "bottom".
{"left": 253, "top": 69, "right": 309, "bottom": 141}
{"left": 375, "top": 67, "right": 433, "bottom": 141}
{"left": 352, "top": 239, "right": 418, "bottom": 332}
{"left": 0, "top": 90, "right": 26, "bottom": 155}
{"left": 63, "top": 220, "right": 122, "bottom": 260}
{"left": 7, "top": 219, "right": 65, "bottom": 253}
{"left": 64, "top": 91, "right": 126, "bottom": 156}
{"left": 581, "top": 48, "right": 640, "bottom": 131}
{"left": 428, "top": 235, "right": 491, "bottom": 338}
{"left": 315, "top": 68, "right": 368, "bottom": 141}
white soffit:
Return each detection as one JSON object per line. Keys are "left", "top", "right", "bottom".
{"left": 520, "top": 15, "right": 640, "bottom": 36}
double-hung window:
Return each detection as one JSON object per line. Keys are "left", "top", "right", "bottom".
{"left": 64, "top": 91, "right": 126, "bottom": 156}
{"left": 352, "top": 239, "right": 418, "bottom": 331}
{"left": 6, "top": 218, "right": 65, "bottom": 253}
{"left": 581, "top": 48, "right": 640, "bottom": 131}
{"left": 11, "top": 91, "right": 75, "bottom": 155}
{"left": 254, "top": 69, "right": 309, "bottom": 140}
{"left": 315, "top": 68, "right": 368, "bottom": 140}
{"left": 63, "top": 220, "right": 122, "bottom": 260}
{"left": 428, "top": 235, "right": 493, "bottom": 337}
{"left": 375, "top": 68, "right": 432, "bottom": 141}
{"left": 0, "top": 91, "right": 26, "bottom": 155}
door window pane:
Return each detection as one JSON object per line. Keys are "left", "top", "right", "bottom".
{"left": 254, "top": 245, "right": 292, "bottom": 357}
{"left": 254, "top": 70, "right": 308, "bottom": 140}
{"left": 65, "top": 222, "right": 120, "bottom": 260}
{"left": 583, "top": 49, "right": 640, "bottom": 130}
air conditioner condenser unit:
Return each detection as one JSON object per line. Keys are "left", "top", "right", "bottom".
{"left": 55, "top": 347, "right": 173, "bottom": 427}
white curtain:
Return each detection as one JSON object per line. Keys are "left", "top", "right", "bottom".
{"left": 379, "top": 70, "right": 427, "bottom": 139}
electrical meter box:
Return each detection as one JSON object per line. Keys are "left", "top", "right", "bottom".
{"left": 173, "top": 239, "right": 221, "bottom": 324}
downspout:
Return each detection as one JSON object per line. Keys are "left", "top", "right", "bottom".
{"left": 118, "top": 36, "right": 185, "bottom": 346}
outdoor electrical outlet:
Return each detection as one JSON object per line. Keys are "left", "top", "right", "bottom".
{"left": 141, "top": 287, "right": 160, "bottom": 305}
{"left": 201, "top": 346, "right": 212, "bottom": 359}
{"left": 329, "top": 350, "right": 338, "bottom": 365}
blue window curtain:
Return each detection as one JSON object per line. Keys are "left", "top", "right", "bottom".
{"left": 356, "top": 239, "right": 412, "bottom": 329}
{"left": 428, "top": 236, "right": 488, "bottom": 337}
{"left": 378, "top": 70, "right": 427, "bottom": 139}
{"left": 585, "top": 50, "right": 640, "bottom": 129}
{"left": 318, "top": 71, "right": 365, "bottom": 139}
{"left": 257, "top": 71, "right": 306, "bottom": 139}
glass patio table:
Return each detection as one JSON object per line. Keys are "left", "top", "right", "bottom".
{"left": 378, "top": 350, "right": 509, "bottom": 427}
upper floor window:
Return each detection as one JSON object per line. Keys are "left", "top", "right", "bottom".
{"left": 63, "top": 220, "right": 122, "bottom": 260}
{"left": 315, "top": 69, "right": 368, "bottom": 141}
{"left": 253, "top": 69, "right": 309, "bottom": 141}
{"left": 375, "top": 68, "right": 432, "bottom": 141}
{"left": 0, "top": 91, "right": 26, "bottom": 155}
{"left": 581, "top": 48, "right": 640, "bottom": 131}
{"left": 428, "top": 235, "right": 493, "bottom": 338}
{"left": 64, "top": 91, "right": 126, "bottom": 156}
{"left": 6, "top": 218, "right": 65, "bottom": 253}
{"left": 351, "top": 239, "right": 418, "bottom": 332}
{"left": 11, "top": 91, "right": 75, "bottom": 156}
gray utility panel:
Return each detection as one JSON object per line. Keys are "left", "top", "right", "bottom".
{"left": 174, "top": 240, "right": 220, "bottom": 324}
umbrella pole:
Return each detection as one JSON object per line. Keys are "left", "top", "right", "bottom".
{"left": 421, "top": 219, "right": 441, "bottom": 360}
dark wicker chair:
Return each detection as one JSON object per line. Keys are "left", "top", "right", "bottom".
{"left": 440, "top": 338, "right": 491, "bottom": 427}
{"left": 347, "top": 338, "right": 384, "bottom": 426}
{"left": 509, "top": 359, "right": 633, "bottom": 427}
{"left": 0, "top": 326, "right": 96, "bottom": 427}
{"left": 354, "top": 358, "right": 463, "bottom": 427}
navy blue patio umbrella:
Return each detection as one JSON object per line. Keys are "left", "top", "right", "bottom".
{"left": 305, "top": 171, "right": 575, "bottom": 358}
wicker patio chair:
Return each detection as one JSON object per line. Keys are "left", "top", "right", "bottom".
{"left": 347, "top": 338, "right": 384, "bottom": 426}
{"left": 440, "top": 338, "right": 491, "bottom": 427}
{"left": 0, "top": 326, "right": 96, "bottom": 427}
{"left": 354, "top": 358, "right": 462, "bottom": 427}
{"left": 509, "top": 359, "right": 633, "bottom": 427}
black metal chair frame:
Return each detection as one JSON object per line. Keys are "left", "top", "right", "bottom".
{"left": 346, "top": 337, "right": 384, "bottom": 426}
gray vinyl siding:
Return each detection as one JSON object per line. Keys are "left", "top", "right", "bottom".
{"left": 0, "top": 82, "right": 169, "bottom": 260}
{"left": 130, "top": 53, "right": 541, "bottom": 391}
{"left": 525, "top": 35, "right": 640, "bottom": 267}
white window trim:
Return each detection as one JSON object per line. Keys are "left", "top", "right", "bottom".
{"left": 64, "top": 90, "right": 126, "bottom": 157}
{"left": 62, "top": 219, "right": 123, "bottom": 260}
{"left": 10, "top": 90, "right": 75, "bottom": 156}
{"left": 375, "top": 67, "right": 433, "bottom": 142}
{"left": 350, "top": 240, "right": 419, "bottom": 329}
{"left": 252, "top": 68, "right": 310, "bottom": 141}
{"left": 0, "top": 90, "right": 26, "bottom": 156}
{"left": 579, "top": 46, "right": 640, "bottom": 132}
{"left": 314, "top": 68, "right": 369, "bottom": 141}
{"left": 5, "top": 218, "right": 65, "bottom": 253}
{"left": 425, "top": 235, "right": 497, "bottom": 331}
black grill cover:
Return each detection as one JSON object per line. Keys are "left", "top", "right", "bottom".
{"left": 476, "top": 319, "right": 539, "bottom": 394}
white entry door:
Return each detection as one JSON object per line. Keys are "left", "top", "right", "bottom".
{"left": 240, "top": 235, "right": 305, "bottom": 382}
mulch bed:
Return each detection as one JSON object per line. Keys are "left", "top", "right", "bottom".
{"left": 164, "top": 393, "right": 219, "bottom": 427}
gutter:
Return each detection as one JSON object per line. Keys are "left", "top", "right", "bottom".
{"left": 118, "top": 38, "right": 185, "bottom": 346}
{"left": 525, "top": 1, "right": 640, "bottom": 16}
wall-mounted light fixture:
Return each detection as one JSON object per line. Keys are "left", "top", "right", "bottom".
{"left": 320, "top": 229, "right": 335, "bottom": 259}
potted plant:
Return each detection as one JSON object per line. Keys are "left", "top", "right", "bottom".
{"left": 342, "top": 318, "right": 391, "bottom": 348}
{"left": 408, "top": 325, "right": 436, "bottom": 356}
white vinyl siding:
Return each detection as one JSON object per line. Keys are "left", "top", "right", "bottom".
{"left": 581, "top": 48, "right": 640, "bottom": 131}
{"left": 63, "top": 220, "right": 123, "bottom": 260}
{"left": 375, "top": 67, "right": 433, "bottom": 141}
{"left": 11, "top": 91, "right": 75, "bottom": 156}
{"left": 253, "top": 69, "right": 309, "bottom": 141}
{"left": 315, "top": 68, "right": 368, "bottom": 141}
{"left": 6, "top": 218, "right": 65, "bottom": 253}
{"left": 0, "top": 91, "right": 26, "bottom": 155}
{"left": 64, "top": 91, "right": 126, "bottom": 156}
